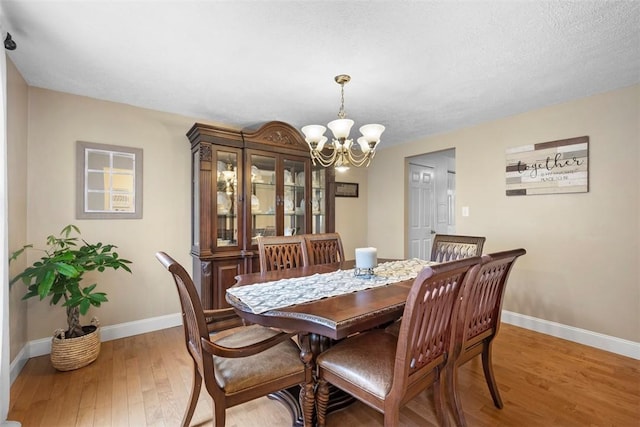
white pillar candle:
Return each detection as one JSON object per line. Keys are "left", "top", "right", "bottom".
{"left": 355, "top": 247, "right": 377, "bottom": 269}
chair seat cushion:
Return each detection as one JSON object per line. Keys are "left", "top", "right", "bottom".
{"left": 212, "top": 325, "right": 304, "bottom": 394}
{"left": 316, "top": 330, "right": 398, "bottom": 399}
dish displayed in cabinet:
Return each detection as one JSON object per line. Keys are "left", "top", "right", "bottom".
{"left": 217, "top": 191, "right": 231, "bottom": 214}
{"left": 251, "top": 194, "right": 260, "bottom": 213}
{"left": 284, "top": 198, "right": 294, "bottom": 213}
{"left": 284, "top": 169, "right": 293, "bottom": 184}
{"left": 253, "top": 169, "right": 275, "bottom": 184}
{"left": 251, "top": 165, "right": 262, "bottom": 182}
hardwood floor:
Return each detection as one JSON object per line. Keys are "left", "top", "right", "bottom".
{"left": 9, "top": 324, "right": 640, "bottom": 426}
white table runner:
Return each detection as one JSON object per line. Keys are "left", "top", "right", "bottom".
{"left": 226, "top": 258, "right": 435, "bottom": 314}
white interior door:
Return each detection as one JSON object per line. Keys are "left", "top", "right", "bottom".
{"left": 408, "top": 163, "right": 435, "bottom": 260}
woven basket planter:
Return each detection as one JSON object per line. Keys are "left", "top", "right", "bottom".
{"left": 51, "top": 318, "right": 101, "bottom": 371}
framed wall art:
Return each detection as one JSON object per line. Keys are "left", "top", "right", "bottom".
{"left": 335, "top": 181, "right": 359, "bottom": 197}
{"left": 76, "top": 141, "right": 143, "bottom": 219}
{"left": 505, "top": 136, "right": 588, "bottom": 196}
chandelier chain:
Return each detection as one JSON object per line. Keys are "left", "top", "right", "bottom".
{"left": 338, "top": 82, "right": 346, "bottom": 119}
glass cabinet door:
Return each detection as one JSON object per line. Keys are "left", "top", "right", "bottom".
{"left": 312, "top": 167, "right": 326, "bottom": 233}
{"left": 215, "top": 150, "right": 239, "bottom": 247}
{"left": 250, "top": 153, "right": 277, "bottom": 245}
{"left": 284, "top": 158, "right": 307, "bottom": 236}
{"left": 247, "top": 151, "right": 317, "bottom": 246}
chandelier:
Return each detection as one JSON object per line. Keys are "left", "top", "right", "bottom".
{"left": 301, "top": 74, "right": 385, "bottom": 172}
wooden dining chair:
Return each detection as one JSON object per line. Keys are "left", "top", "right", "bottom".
{"left": 155, "top": 252, "right": 313, "bottom": 427}
{"left": 315, "top": 256, "right": 483, "bottom": 427}
{"left": 304, "top": 233, "right": 345, "bottom": 265}
{"left": 447, "top": 248, "right": 526, "bottom": 427}
{"left": 257, "top": 235, "right": 309, "bottom": 274}
{"left": 431, "top": 234, "right": 486, "bottom": 262}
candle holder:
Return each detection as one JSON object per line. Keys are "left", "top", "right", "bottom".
{"left": 354, "top": 266, "right": 375, "bottom": 278}
{"left": 354, "top": 247, "right": 378, "bottom": 278}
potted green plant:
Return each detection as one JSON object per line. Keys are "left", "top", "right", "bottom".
{"left": 9, "top": 224, "right": 132, "bottom": 370}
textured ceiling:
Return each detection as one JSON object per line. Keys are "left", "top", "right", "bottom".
{"left": 1, "top": 1, "right": 639, "bottom": 148}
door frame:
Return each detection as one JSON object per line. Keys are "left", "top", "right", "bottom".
{"left": 405, "top": 148, "right": 456, "bottom": 258}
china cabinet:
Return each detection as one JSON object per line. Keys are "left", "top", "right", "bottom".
{"left": 187, "top": 121, "right": 335, "bottom": 310}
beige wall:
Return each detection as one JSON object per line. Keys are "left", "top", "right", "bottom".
{"left": 17, "top": 88, "right": 206, "bottom": 340}
{"left": 368, "top": 84, "right": 640, "bottom": 342}
{"left": 335, "top": 166, "right": 368, "bottom": 258}
{"left": 7, "top": 58, "right": 28, "bottom": 360}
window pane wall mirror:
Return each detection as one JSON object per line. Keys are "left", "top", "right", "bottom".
{"left": 76, "top": 141, "right": 143, "bottom": 219}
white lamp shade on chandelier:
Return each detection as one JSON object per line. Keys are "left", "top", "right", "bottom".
{"left": 300, "top": 124, "right": 329, "bottom": 151}
{"left": 301, "top": 75, "right": 385, "bottom": 172}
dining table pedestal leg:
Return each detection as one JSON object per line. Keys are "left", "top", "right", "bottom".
{"left": 299, "top": 332, "right": 357, "bottom": 425}
{"left": 300, "top": 338, "right": 315, "bottom": 427}
{"left": 267, "top": 388, "right": 304, "bottom": 427}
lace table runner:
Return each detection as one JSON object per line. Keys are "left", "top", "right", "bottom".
{"left": 226, "top": 258, "right": 435, "bottom": 314}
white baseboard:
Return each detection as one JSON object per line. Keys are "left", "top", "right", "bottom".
{"left": 8, "top": 346, "right": 28, "bottom": 386}
{"left": 501, "top": 310, "right": 640, "bottom": 360}
{"left": 10, "top": 312, "right": 182, "bottom": 384}
{"left": 10, "top": 310, "right": 639, "bottom": 386}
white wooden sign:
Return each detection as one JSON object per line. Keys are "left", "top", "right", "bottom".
{"left": 505, "top": 136, "right": 589, "bottom": 196}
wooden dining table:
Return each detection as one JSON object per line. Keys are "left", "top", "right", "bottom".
{"left": 227, "top": 259, "right": 420, "bottom": 426}
{"left": 228, "top": 259, "right": 417, "bottom": 339}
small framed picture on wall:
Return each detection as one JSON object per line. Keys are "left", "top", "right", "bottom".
{"left": 335, "top": 182, "right": 359, "bottom": 198}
